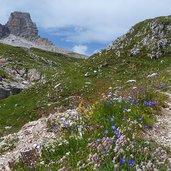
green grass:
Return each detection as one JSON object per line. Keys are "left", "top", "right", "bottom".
{"left": 13, "top": 86, "right": 171, "bottom": 170}
{"left": 1, "top": 41, "right": 171, "bottom": 137}
{"left": 0, "top": 40, "right": 170, "bottom": 170}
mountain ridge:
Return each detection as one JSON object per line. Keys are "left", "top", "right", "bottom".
{"left": 0, "top": 12, "right": 87, "bottom": 58}
{"left": 105, "top": 15, "right": 171, "bottom": 59}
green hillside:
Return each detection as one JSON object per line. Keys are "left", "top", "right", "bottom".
{"left": 0, "top": 15, "right": 171, "bottom": 171}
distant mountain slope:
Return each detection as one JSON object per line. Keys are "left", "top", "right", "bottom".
{"left": 0, "top": 12, "right": 87, "bottom": 58}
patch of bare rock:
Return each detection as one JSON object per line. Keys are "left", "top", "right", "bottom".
{"left": 146, "top": 92, "right": 171, "bottom": 149}
{"left": 0, "top": 109, "right": 80, "bottom": 171}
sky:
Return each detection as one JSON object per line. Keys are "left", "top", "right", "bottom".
{"left": 0, "top": 0, "right": 171, "bottom": 56}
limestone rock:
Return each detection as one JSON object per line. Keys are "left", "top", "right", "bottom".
{"left": 0, "top": 24, "right": 9, "bottom": 38}
{"left": 6, "top": 12, "right": 38, "bottom": 40}
{"left": 106, "top": 16, "right": 171, "bottom": 59}
{"left": 0, "top": 12, "right": 87, "bottom": 58}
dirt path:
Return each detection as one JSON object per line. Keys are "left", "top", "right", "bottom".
{"left": 147, "top": 92, "right": 171, "bottom": 149}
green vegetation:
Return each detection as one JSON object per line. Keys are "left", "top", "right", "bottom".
{"left": 0, "top": 42, "right": 171, "bottom": 136}
{"left": 0, "top": 31, "right": 171, "bottom": 170}
{"left": 13, "top": 87, "right": 171, "bottom": 170}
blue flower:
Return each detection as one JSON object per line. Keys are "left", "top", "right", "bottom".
{"left": 138, "top": 117, "right": 143, "bottom": 122}
{"left": 51, "top": 124, "right": 57, "bottom": 130}
{"left": 104, "top": 130, "right": 109, "bottom": 134}
{"left": 87, "top": 105, "right": 92, "bottom": 110}
{"left": 122, "top": 117, "right": 127, "bottom": 121}
{"left": 97, "top": 138, "right": 102, "bottom": 142}
{"left": 130, "top": 99, "right": 138, "bottom": 105}
{"left": 110, "top": 117, "right": 114, "bottom": 121}
{"left": 119, "top": 158, "right": 125, "bottom": 165}
{"left": 153, "top": 125, "right": 158, "bottom": 129}
{"left": 143, "top": 125, "right": 148, "bottom": 129}
{"left": 114, "top": 130, "right": 120, "bottom": 137}
{"left": 143, "top": 101, "right": 157, "bottom": 106}
{"left": 128, "top": 159, "right": 135, "bottom": 166}
{"left": 65, "top": 123, "right": 70, "bottom": 127}
{"left": 122, "top": 108, "right": 127, "bottom": 112}
{"left": 111, "top": 125, "right": 116, "bottom": 130}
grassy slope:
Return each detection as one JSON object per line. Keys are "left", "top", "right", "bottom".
{"left": 0, "top": 42, "right": 171, "bottom": 136}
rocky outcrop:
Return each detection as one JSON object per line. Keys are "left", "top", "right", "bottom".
{"left": 0, "top": 83, "right": 24, "bottom": 100}
{"left": 0, "top": 24, "right": 9, "bottom": 38}
{"left": 6, "top": 12, "right": 38, "bottom": 40}
{"left": 0, "top": 109, "right": 81, "bottom": 170}
{"left": 0, "top": 60, "right": 45, "bottom": 100}
{"left": 106, "top": 16, "right": 171, "bottom": 59}
{"left": 0, "top": 12, "right": 87, "bottom": 58}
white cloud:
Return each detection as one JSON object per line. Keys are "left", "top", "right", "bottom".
{"left": 0, "top": 0, "right": 171, "bottom": 44}
{"left": 72, "top": 45, "right": 88, "bottom": 55}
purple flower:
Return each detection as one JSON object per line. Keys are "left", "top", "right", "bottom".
{"left": 143, "top": 125, "right": 148, "bottom": 129}
{"left": 114, "top": 130, "right": 120, "bottom": 137}
{"left": 143, "top": 101, "right": 157, "bottom": 106}
{"left": 104, "top": 130, "right": 109, "bottom": 134}
{"left": 122, "top": 117, "right": 127, "bottom": 121}
{"left": 87, "top": 105, "right": 92, "bottom": 110}
{"left": 51, "top": 124, "right": 57, "bottom": 130}
{"left": 29, "top": 163, "right": 34, "bottom": 170}
{"left": 119, "top": 158, "right": 125, "bottom": 165}
{"left": 122, "top": 108, "right": 127, "bottom": 112}
{"left": 65, "top": 123, "right": 70, "bottom": 127}
{"left": 138, "top": 117, "right": 143, "bottom": 122}
{"left": 111, "top": 125, "right": 116, "bottom": 130}
{"left": 110, "top": 117, "right": 114, "bottom": 121}
{"left": 128, "top": 159, "right": 135, "bottom": 166}
{"left": 130, "top": 99, "right": 138, "bottom": 105}
{"left": 97, "top": 138, "right": 102, "bottom": 142}
{"left": 153, "top": 125, "right": 158, "bottom": 129}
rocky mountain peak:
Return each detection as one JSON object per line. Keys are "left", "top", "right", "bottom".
{"left": 106, "top": 16, "right": 171, "bottom": 59}
{"left": 0, "top": 12, "right": 86, "bottom": 58}
{"left": 6, "top": 11, "right": 38, "bottom": 40}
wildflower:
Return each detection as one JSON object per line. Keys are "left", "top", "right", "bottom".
{"left": 111, "top": 125, "right": 116, "bottom": 130}
{"left": 97, "top": 138, "right": 102, "bottom": 142}
{"left": 128, "top": 159, "right": 135, "bottom": 166}
{"left": 130, "top": 99, "right": 138, "bottom": 105}
{"left": 29, "top": 163, "right": 34, "bottom": 170}
{"left": 122, "top": 108, "right": 127, "bottom": 112}
{"left": 114, "top": 164, "right": 119, "bottom": 169}
{"left": 87, "top": 105, "right": 92, "bottom": 110}
{"left": 110, "top": 117, "right": 114, "bottom": 121}
{"left": 143, "top": 101, "right": 157, "bottom": 106}
{"left": 114, "top": 130, "right": 120, "bottom": 137}
{"left": 127, "top": 109, "right": 131, "bottom": 112}
{"left": 138, "top": 117, "right": 143, "bottom": 122}
{"left": 143, "top": 125, "right": 148, "bottom": 129}
{"left": 119, "top": 158, "right": 125, "bottom": 165}
{"left": 104, "top": 130, "right": 109, "bottom": 134}
{"left": 122, "top": 117, "right": 127, "bottom": 121}
{"left": 153, "top": 125, "right": 158, "bottom": 129}
{"left": 65, "top": 123, "right": 70, "bottom": 127}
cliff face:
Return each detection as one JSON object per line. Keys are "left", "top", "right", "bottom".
{"left": 6, "top": 12, "right": 38, "bottom": 40}
{"left": 0, "top": 24, "right": 9, "bottom": 38}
